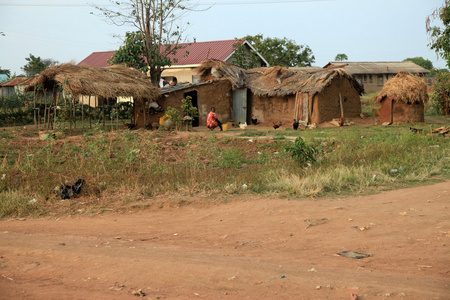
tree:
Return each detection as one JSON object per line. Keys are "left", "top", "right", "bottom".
{"left": 233, "top": 34, "right": 315, "bottom": 68}
{"left": 95, "top": 0, "right": 197, "bottom": 84}
{"left": 426, "top": 1, "right": 450, "bottom": 68}
{"left": 0, "top": 67, "right": 11, "bottom": 78}
{"left": 335, "top": 53, "right": 348, "bottom": 62}
{"left": 403, "top": 57, "right": 433, "bottom": 70}
{"left": 22, "top": 54, "right": 58, "bottom": 77}
{"left": 109, "top": 31, "right": 149, "bottom": 73}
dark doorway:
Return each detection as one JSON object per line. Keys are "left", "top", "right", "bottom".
{"left": 184, "top": 91, "right": 199, "bottom": 127}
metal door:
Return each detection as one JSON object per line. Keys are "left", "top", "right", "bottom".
{"left": 233, "top": 89, "right": 247, "bottom": 124}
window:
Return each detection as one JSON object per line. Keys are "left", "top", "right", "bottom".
{"left": 369, "top": 75, "right": 373, "bottom": 83}
{"left": 363, "top": 75, "right": 367, "bottom": 83}
{"left": 378, "top": 75, "right": 383, "bottom": 86}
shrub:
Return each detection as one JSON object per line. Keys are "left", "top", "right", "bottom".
{"left": 285, "top": 137, "right": 318, "bottom": 166}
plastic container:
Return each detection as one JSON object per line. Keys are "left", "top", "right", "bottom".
{"left": 222, "top": 124, "right": 228, "bottom": 131}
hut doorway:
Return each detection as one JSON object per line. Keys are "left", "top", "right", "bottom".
{"left": 184, "top": 91, "right": 199, "bottom": 127}
{"left": 233, "top": 88, "right": 247, "bottom": 124}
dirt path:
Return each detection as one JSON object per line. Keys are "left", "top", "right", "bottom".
{"left": 1, "top": 181, "right": 449, "bottom": 299}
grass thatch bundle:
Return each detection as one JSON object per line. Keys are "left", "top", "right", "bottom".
{"left": 24, "top": 63, "right": 160, "bottom": 101}
{"left": 195, "top": 59, "right": 247, "bottom": 88}
{"left": 374, "top": 71, "right": 429, "bottom": 104}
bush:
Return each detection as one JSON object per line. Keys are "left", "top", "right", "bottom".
{"left": 285, "top": 137, "right": 318, "bottom": 166}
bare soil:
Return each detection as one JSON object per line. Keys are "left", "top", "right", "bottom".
{"left": 0, "top": 181, "right": 449, "bottom": 299}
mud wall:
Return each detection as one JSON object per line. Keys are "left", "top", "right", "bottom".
{"left": 250, "top": 94, "right": 296, "bottom": 126}
{"left": 135, "top": 80, "right": 233, "bottom": 128}
{"left": 311, "top": 78, "right": 361, "bottom": 124}
{"left": 379, "top": 98, "right": 424, "bottom": 124}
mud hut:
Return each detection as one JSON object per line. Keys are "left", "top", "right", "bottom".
{"left": 196, "top": 60, "right": 363, "bottom": 125}
{"left": 374, "top": 71, "right": 429, "bottom": 124}
{"left": 24, "top": 63, "right": 161, "bottom": 128}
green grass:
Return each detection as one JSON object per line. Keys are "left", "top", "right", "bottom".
{"left": 0, "top": 122, "right": 449, "bottom": 218}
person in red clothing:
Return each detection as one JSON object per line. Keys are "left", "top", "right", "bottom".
{"left": 206, "top": 107, "right": 222, "bottom": 131}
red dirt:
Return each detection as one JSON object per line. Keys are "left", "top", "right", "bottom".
{"left": 1, "top": 181, "right": 449, "bottom": 299}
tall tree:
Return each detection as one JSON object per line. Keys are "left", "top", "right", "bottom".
{"left": 426, "top": 1, "right": 450, "bottom": 67}
{"left": 233, "top": 34, "right": 315, "bottom": 68}
{"left": 403, "top": 57, "right": 434, "bottom": 70}
{"left": 335, "top": 53, "right": 348, "bottom": 62}
{"left": 95, "top": 0, "right": 197, "bottom": 83}
{"left": 22, "top": 54, "right": 58, "bottom": 77}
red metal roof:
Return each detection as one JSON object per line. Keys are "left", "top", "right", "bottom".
{"left": 166, "top": 39, "right": 240, "bottom": 65}
{"left": 0, "top": 75, "right": 29, "bottom": 87}
{"left": 78, "top": 51, "right": 115, "bottom": 68}
{"left": 78, "top": 40, "right": 242, "bottom": 68}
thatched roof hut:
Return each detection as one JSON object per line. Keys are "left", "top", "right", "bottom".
{"left": 374, "top": 71, "right": 429, "bottom": 104}
{"left": 24, "top": 63, "right": 160, "bottom": 101}
{"left": 196, "top": 59, "right": 363, "bottom": 125}
{"left": 374, "top": 71, "right": 429, "bottom": 124}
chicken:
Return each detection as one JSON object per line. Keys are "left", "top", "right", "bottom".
{"left": 251, "top": 116, "right": 258, "bottom": 125}
{"left": 122, "top": 120, "right": 136, "bottom": 130}
{"left": 409, "top": 127, "right": 423, "bottom": 133}
{"left": 60, "top": 185, "right": 74, "bottom": 200}
{"left": 338, "top": 115, "right": 344, "bottom": 127}
{"left": 239, "top": 122, "right": 247, "bottom": 129}
{"left": 60, "top": 179, "right": 84, "bottom": 200}
{"left": 71, "top": 178, "right": 84, "bottom": 195}
{"left": 293, "top": 119, "right": 299, "bottom": 130}
{"left": 272, "top": 121, "right": 282, "bottom": 130}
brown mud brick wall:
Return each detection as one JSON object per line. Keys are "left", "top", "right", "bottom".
{"left": 250, "top": 77, "right": 361, "bottom": 126}
{"left": 378, "top": 98, "right": 424, "bottom": 124}
{"left": 134, "top": 80, "right": 233, "bottom": 128}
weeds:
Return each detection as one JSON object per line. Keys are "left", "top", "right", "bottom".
{"left": 0, "top": 123, "right": 448, "bottom": 218}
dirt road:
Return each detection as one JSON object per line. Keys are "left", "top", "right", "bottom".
{"left": 1, "top": 181, "right": 449, "bottom": 299}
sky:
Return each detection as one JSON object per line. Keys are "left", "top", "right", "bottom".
{"left": 0, "top": 0, "right": 446, "bottom": 76}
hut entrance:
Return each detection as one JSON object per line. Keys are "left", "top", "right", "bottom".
{"left": 233, "top": 88, "right": 247, "bottom": 124}
{"left": 184, "top": 91, "right": 199, "bottom": 127}
{"left": 294, "top": 92, "right": 309, "bottom": 123}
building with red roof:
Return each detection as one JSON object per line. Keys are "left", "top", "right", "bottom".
{"left": 78, "top": 39, "right": 269, "bottom": 84}
{"left": 0, "top": 75, "right": 31, "bottom": 96}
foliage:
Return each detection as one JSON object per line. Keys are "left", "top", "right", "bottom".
{"left": 22, "top": 54, "right": 58, "bottom": 77}
{"left": 403, "top": 57, "right": 434, "bottom": 70}
{"left": 432, "top": 70, "right": 450, "bottom": 114}
{"left": 165, "top": 106, "right": 183, "bottom": 130}
{"left": 235, "top": 34, "right": 315, "bottom": 67}
{"left": 426, "top": 1, "right": 450, "bottom": 68}
{"left": 335, "top": 53, "right": 348, "bottom": 62}
{"left": 231, "top": 39, "right": 262, "bottom": 69}
{"left": 0, "top": 66, "right": 11, "bottom": 78}
{"left": 0, "top": 93, "right": 35, "bottom": 126}
{"left": 180, "top": 96, "right": 198, "bottom": 128}
{"left": 285, "top": 137, "right": 318, "bottom": 166}
{"left": 109, "top": 31, "right": 149, "bottom": 73}
{"left": 95, "top": 0, "right": 195, "bottom": 83}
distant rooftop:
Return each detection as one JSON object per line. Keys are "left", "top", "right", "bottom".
{"left": 324, "top": 61, "right": 430, "bottom": 74}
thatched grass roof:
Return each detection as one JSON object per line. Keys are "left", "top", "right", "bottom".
{"left": 24, "top": 63, "right": 160, "bottom": 101}
{"left": 195, "top": 59, "right": 247, "bottom": 89}
{"left": 374, "top": 71, "right": 429, "bottom": 104}
{"left": 196, "top": 59, "right": 364, "bottom": 97}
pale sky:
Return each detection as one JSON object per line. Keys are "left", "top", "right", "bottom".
{"left": 0, "top": 0, "right": 446, "bottom": 76}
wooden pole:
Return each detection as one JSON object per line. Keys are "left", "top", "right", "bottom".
{"left": 43, "top": 89, "right": 47, "bottom": 129}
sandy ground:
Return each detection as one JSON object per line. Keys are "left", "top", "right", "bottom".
{"left": 0, "top": 181, "right": 449, "bottom": 300}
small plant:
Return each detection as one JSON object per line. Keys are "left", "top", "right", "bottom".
{"left": 181, "top": 96, "right": 198, "bottom": 129}
{"left": 165, "top": 106, "right": 183, "bottom": 130}
{"left": 285, "top": 137, "right": 318, "bottom": 166}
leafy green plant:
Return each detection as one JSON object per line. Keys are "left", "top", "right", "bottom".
{"left": 285, "top": 137, "right": 318, "bottom": 166}
{"left": 181, "top": 96, "right": 198, "bottom": 129}
{"left": 165, "top": 106, "right": 183, "bottom": 130}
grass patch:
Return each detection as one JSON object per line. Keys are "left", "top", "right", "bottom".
{"left": 0, "top": 123, "right": 449, "bottom": 218}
